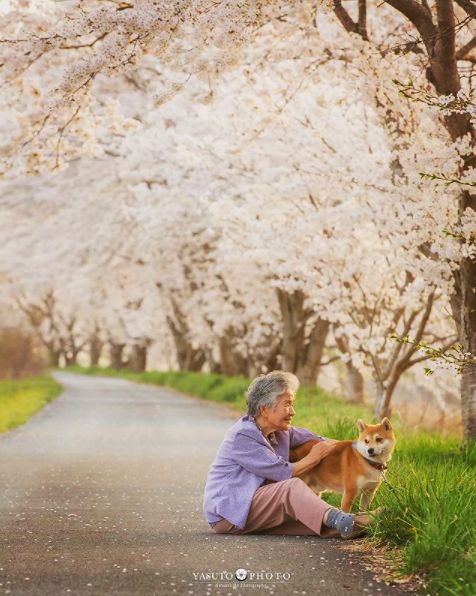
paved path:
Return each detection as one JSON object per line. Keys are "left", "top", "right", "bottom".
{"left": 0, "top": 373, "right": 409, "bottom": 595}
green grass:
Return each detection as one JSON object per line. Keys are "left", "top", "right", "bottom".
{"left": 370, "top": 435, "right": 476, "bottom": 595}
{"left": 0, "top": 375, "right": 62, "bottom": 433}
{"left": 67, "top": 366, "right": 475, "bottom": 594}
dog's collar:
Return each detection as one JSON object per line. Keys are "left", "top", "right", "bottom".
{"left": 352, "top": 441, "right": 388, "bottom": 471}
{"left": 364, "top": 459, "right": 388, "bottom": 471}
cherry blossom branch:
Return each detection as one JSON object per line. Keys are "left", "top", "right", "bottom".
{"left": 455, "top": 36, "right": 476, "bottom": 61}
{"left": 394, "top": 79, "right": 475, "bottom": 114}
{"left": 55, "top": 103, "right": 83, "bottom": 169}
{"left": 454, "top": 0, "right": 476, "bottom": 19}
{"left": 391, "top": 335, "right": 476, "bottom": 373}
{"left": 332, "top": 0, "right": 361, "bottom": 37}
{"left": 384, "top": 0, "right": 436, "bottom": 55}
{"left": 419, "top": 172, "right": 476, "bottom": 188}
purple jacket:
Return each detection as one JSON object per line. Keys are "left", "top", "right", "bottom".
{"left": 203, "top": 415, "right": 326, "bottom": 530}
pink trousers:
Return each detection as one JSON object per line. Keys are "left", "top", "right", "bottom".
{"left": 212, "top": 477, "right": 335, "bottom": 536}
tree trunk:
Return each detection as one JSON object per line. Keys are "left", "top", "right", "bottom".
{"left": 276, "top": 288, "right": 306, "bottom": 373}
{"left": 335, "top": 335, "right": 365, "bottom": 403}
{"left": 247, "top": 361, "right": 258, "bottom": 379}
{"left": 253, "top": 338, "right": 282, "bottom": 374}
{"left": 109, "top": 343, "right": 125, "bottom": 369}
{"left": 205, "top": 347, "right": 221, "bottom": 373}
{"left": 218, "top": 334, "right": 249, "bottom": 376}
{"left": 89, "top": 336, "right": 103, "bottom": 366}
{"left": 296, "top": 319, "right": 329, "bottom": 386}
{"left": 172, "top": 336, "right": 205, "bottom": 372}
{"left": 461, "top": 367, "right": 476, "bottom": 442}
{"left": 430, "top": 17, "right": 476, "bottom": 439}
{"left": 47, "top": 349, "right": 61, "bottom": 367}
{"left": 218, "top": 335, "right": 237, "bottom": 375}
{"left": 345, "top": 362, "right": 365, "bottom": 404}
{"left": 263, "top": 340, "right": 281, "bottom": 373}
{"left": 166, "top": 304, "right": 206, "bottom": 372}
{"left": 127, "top": 344, "right": 148, "bottom": 372}
{"left": 450, "top": 191, "right": 476, "bottom": 440}
{"left": 237, "top": 359, "right": 250, "bottom": 377}
{"left": 186, "top": 349, "right": 206, "bottom": 372}
{"left": 373, "top": 380, "right": 394, "bottom": 420}
{"left": 64, "top": 353, "right": 77, "bottom": 367}
{"left": 175, "top": 342, "right": 205, "bottom": 371}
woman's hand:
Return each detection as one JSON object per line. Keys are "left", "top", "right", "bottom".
{"left": 308, "top": 441, "right": 337, "bottom": 465}
{"left": 292, "top": 440, "right": 338, "bottom": 477}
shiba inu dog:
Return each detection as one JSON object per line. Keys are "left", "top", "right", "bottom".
{"left": 289, "top": 418, "right": 396, "bottom": 512}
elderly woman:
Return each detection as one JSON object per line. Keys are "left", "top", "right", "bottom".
{"left": 203, "top": 371, "right": 371, "bottom": 538}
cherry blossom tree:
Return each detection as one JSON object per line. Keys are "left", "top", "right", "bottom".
{"left": 0, "top": 1, "right": 473, "bottom": 434}
{"left": 327, "top": 0, "right": 476, "bottom": 437}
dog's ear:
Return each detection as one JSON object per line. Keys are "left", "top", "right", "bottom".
{"left": 381, "top": 417, "right": 392, "bottom": 431}
{"left": 357, "top": 419, "right": 367, "bottom": 433}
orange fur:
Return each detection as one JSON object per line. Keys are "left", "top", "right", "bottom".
{"left": 290, "top": 418, "right": 396, "bottom": 512}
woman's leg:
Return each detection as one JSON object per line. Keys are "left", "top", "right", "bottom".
{"left": 214, "top": 478, "right": 332, "bottom": 535}
{"left": 257, "top": 519, "right": 317, "bottom": 535}
{"left": 213, "top": 517, "right": 326, "bottom": 536}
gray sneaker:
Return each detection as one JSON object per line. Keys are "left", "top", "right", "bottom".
{"left": 341, "top": 513, "right": 371, "bottom": 540}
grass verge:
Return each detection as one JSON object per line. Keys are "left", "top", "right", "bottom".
{"left": 67, "top": 366, "right": 475, "bottom": 595}
{"left": 0, "top": 375, "right": 62, "bottom": 433}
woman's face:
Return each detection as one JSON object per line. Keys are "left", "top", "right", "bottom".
{"left": 262, "top": 391, "right": 296, "bottom": 432}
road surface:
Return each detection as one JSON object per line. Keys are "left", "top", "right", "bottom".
{"left": 0, "top": 372, "right": 411, "bottom": 595}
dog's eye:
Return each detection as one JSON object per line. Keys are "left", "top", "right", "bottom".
{"left": 376, "top": 438, "right": 383, "bottom": 443}
{"left": 364, "top": 439, "right": 369, "bottom": 444}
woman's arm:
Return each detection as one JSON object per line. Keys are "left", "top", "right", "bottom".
{"left": 291, "top": 441, "right": 337, "bottom": 477}
{"left": 232, "top": 433, "right": 293, "bottom": 482}
{"left": 290, "top": 426, "right": 333, "bottom": 447}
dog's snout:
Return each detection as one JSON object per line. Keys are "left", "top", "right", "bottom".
{"left": 368, "top": 447, "right": 375, "bottom": 455}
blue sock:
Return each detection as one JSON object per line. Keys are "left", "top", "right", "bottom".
{"left": 324, "top": 508, "right": 355, "bottom": 538}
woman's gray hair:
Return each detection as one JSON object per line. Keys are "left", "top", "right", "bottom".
{"left": 246, "top": 371, "right": 300, "bottom": 417}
